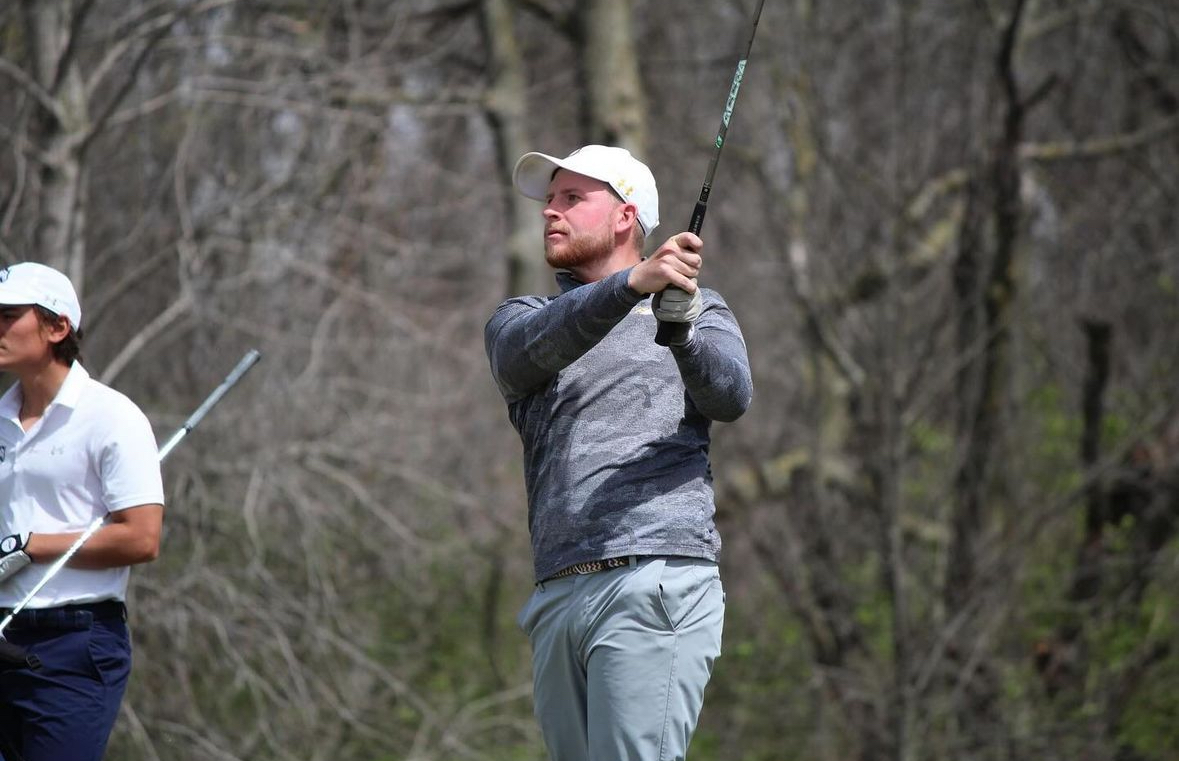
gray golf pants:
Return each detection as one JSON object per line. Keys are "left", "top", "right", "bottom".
{"left": 517, "top": 556, "right": 725, "bottom": 761}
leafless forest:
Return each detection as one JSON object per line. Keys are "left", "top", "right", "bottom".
{"left": 1, "top": 0, "right": 1177, "bottom": 759}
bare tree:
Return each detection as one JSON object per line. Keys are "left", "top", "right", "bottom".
{"left": 2, "top": 1, "right": 1178, "bottom": 760}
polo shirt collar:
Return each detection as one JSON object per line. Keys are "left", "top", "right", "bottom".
{"left": 0, "top": 380, "right": 18, "bottom": 424}
{"left": 0, "top": 361, "right": 89, "bottom": 421}
{"left": 51, "top": 361, "right": 89, "bottom": 410}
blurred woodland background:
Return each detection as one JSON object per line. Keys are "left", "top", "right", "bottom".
{"left": 1, "top": 0, "right": 1178, "bottom": 759}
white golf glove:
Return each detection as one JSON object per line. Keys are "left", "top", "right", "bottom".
{"left": 653, "top": 282, "right": 702, "bottom": 323}
{"left": 0, "top": 533, "right": 32, "bottom": 584}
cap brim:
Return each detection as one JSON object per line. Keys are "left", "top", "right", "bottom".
{"left": 0, "top": 284, "right": 36, "bottom": 307}
{"left": 512, "top": 152, "right": 565, "bottom": 201}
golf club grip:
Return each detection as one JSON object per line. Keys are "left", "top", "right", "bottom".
{"left": 654, "top": 199, "right": 709, "bottom": 346}
{"left": 654, "top": 319, "right": 691, "bottom": 346}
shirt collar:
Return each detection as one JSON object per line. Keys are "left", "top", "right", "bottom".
{"left": 555, "top": 271, "right": 585, "bottom": 294}
{"left": 0, "top": 380, "right": 19, "bottom": 421}
{"left": 0, "top": 361, "right": 89, "bottom": 420}
{"left": 52, "top": 361, "right": 90, "bottom": 410}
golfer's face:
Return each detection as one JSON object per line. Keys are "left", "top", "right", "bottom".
{"left": 0, "top": 305, "right": 55, "bottom": 371}
{"left": 544, "top": 171, "right": 618, "bottom": 245}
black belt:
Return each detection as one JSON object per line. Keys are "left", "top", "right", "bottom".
{"left": 0, "top": 600, "right": 126, "bottom": 623}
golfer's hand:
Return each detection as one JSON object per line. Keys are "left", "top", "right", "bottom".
{"left": 653, "top": 282, "right": 702, "bottom": 324}
{"left": 0, "top": 533, "right": 32, "bottom": 584}
{"left": 628, "top": 232, "right": 703, "bottom": 296}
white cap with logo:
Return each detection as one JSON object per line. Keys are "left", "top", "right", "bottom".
{"left": 0, "top": 262, "right": 82, "bottom": 330}
{"left": 513, "top": 145, "right": 660, "bottom": 236}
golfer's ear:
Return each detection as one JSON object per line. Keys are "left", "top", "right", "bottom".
{"left": 615, "top": 202, "right": 639, "bottom": 234}
{"left": 46, "top": 314, "right": 71, "bottom": 343}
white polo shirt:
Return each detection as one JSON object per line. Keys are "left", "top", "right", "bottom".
{"left": 0, "top": 362, "right": 165, "bottom": 608}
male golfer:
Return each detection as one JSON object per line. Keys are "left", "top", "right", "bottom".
{"left": 484, "top": 145, "right": 753, "bottom": 760}
{"left": 0, "top": 262, "right": 165, "bottom": 761}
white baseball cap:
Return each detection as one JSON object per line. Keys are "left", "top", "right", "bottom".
{"left": 0, "top": 262, "right": 82, "bottom": 330}
{"left": 513, "top": 145, "right": 660, "bottom": 235}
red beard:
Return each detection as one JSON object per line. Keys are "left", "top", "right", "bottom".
{"left": 544, "top": 223, "right": 613, "bottom": 271}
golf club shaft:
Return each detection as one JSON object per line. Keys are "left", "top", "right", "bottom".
{"left": 158, "top": 349, "right": 261, "bottom": 459}
{"left": 655, "top": 0, "right": 766, "bottom": 346}
{"left": 0, "top": 349, "right": 262, "bottom": 636}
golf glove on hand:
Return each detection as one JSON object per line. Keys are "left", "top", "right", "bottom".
{"left": 0, "top": 533, "right": 31, "bottom": 583}
{"left": 653, "top": 282, "right": 703, "bottom": 324}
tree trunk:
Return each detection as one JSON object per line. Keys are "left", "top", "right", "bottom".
{"left": 482, "top": 0, "right": 548, "bottom": 297}
{"left": 23, "top": 0, "right": 90, "bottom": 290}
{"left": 946, "top": 2, "right": 1030, "bottom": 757}
{"left": 580, "top": 0, "right": 647, "bottom": 153}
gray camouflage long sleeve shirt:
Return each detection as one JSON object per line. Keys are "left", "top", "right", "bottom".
{"left": 485, "top": 268, "right": 753, "bottom": 581}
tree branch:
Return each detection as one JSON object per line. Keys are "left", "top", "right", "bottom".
{"left": 77, "top": 0, "right": 242, "bottom": 155}
{"left": 98, "top": 291, "right": 193, "bottom": 385}
{"left": 50, "top": 0, "right": 97, "bottom": 92}
{"left": 517, "top": 0, "right": 578, "bottom": 38}
{"left": 0, "top": 54, "right": 65, "bottom": 123}
{"left": 1021, "top": 114, "right": 1179, "bottom": 162}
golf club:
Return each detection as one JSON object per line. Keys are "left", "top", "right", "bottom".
{"left": 655, "top": 0, "right": 767, "bottom": 346}
{"left": 0, "top": 348, "right": 262, "bottom": 670}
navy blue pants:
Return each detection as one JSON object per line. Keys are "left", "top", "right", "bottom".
{"left": 0, "top": 603, "right": 131, "bottom": 761}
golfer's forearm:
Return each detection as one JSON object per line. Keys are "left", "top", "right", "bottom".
{"left": 26, "top": 507, "right": 163, "bottom": 569}
{"left": 487, "top": 270, "right": 641, "bottom": 398}
{"left": 672, "top": 325, "right": 753, "bottom": 422}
